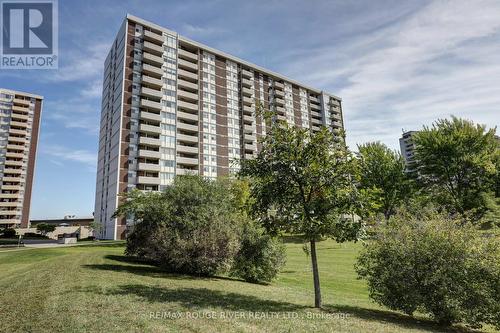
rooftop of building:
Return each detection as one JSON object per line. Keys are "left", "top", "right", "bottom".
{"left": 0, "top": 88, "right": 43, "bottom": 100}
{"left": 125, "top": 14, "right": 341, "bottom": 101}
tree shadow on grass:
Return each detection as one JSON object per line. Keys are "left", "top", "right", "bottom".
{"left": 323, "top": 304, "right": 483, "bottom": 333}
{"left": 83, "top": 255, "right": 244, "bottom": 283}
{"left": 76, "top": 284, "right": 307, "bottom": 313}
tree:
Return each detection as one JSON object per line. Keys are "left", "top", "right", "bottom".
{"left": 114, "top": 176, "right": 242, "bottom": 276}
{"left": 87, "top": 220, "right": 103, "bottom": 238}
{"left": 413, "top": 117, "right": 499, "bottom": 219}
{"left": 356, "top": 142, "right": 411, "bottom": 219}
{"left": 240, "top": 123, "right": 364, "bottom": 308}
{"left": 36, "top": 223, "right": 56, "bottom": 236}
{"left": 356, "top": 211, "right": 500, "bottom": 329}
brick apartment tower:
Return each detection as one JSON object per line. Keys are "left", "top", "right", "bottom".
{"left": 95, "top": 15, "right": 344, "bottom": 240}
{"left": 0, "top": 89, "right": 43, "bottom": 229}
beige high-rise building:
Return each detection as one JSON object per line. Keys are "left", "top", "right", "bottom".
{"left": 95, "top": 15, "right": 344, "bottom": 240}
{"left": 0, "top": 89, "right": 43, "bottom": 228}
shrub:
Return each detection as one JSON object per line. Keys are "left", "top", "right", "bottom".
{"left": 1, "top": 228, "right": 16, "bottom": 238}
{"left": 118, "top": 176, "right": 242, "bottom": 276}
{"left": 230, "top": 221, "right": 286, "bottom": 283}
{"left": 356, "top": 213, "right": 500, "bottom": 329}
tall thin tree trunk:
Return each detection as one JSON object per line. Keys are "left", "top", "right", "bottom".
{"left": 310, "top": 239, "right": 322, "bottom": 308}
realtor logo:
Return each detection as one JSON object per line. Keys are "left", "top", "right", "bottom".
{"left": 1, "top": 0, "right": 58, "bottom": 69}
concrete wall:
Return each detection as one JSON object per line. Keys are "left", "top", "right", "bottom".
{"left": 15, "top": 226, "right": 91, "bottom": 240}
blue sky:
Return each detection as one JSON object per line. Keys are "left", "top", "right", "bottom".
{"left": 1, "top": 0, "right": 499, "bottom": 218}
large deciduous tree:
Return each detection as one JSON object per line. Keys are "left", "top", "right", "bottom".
{"left": 356, "top": 142, "right": 411, "bottom": 219}
{"left": 413, "top": 117, "right": 499, "bottom": 220}
{"left": 240, "top": 123, "right": 363, "bottom": 308}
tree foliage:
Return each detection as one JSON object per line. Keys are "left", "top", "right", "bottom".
{"left": 36, "top": 223, "right": 56, "bottom": 236}
{"left": 115, "top": 176, "right": 242, "bottom": 276}
{"left": 413, "top": 117, "right": 499, "bottom": 219}
{"left": 240, "top": 122, "right": 363, "bottom": 307}
{"left": 356, "top": 212, "right": 500, "bottom": 329}
{"left": 356, "top": 142, "right": 411, "bottom": 219}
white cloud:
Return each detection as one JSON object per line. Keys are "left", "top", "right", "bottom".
{"left": 41, "top": 144, "right": 96, "bottom": 170}
{"left": 279, "top": 0, "right": 500, "bottom": 149}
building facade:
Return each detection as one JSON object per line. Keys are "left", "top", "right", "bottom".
{"left": 0, "top": 89, "right": 43, "bottom": 228}
{"left": 399, "top": 130, "right": 418, "bottom": 172}
{"left": 95, "top": 15, "right": 344, "bottom": 240}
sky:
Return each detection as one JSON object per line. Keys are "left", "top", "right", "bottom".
{"left": 1, "top": 0, "right": 499, "bottom": 219}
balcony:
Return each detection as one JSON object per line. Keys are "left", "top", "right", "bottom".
{"left": 4, "top": 168, "right": 24, "bottom": 175}
{"left": 10, "top": 121, "right": 28, "bottom": 128}
{"left": 311, "top": 125, "right": 321, "bottom": 131}
{"left": 276, "top": 115, "right": 286, "bottom": 122}
{"left": 144, "top": 30, "right": 163, "bottom": 44}
{"left": 4, "top": 160, "right": 23, "bottom": 166}
{"left": 177, "top": 100, "right": 198, "bottom": 112}
{"left": 311, "top": 118, "right": 322, "bottom": 125}
{"left": 243, "top": 124, "right": 254, "bottom": 132}
{"left": 142, "top": 75, "right": 163, "bottom": 89}
{"left": 274, "top": 81, "right": 284, "bottom": 89}
{"left": 177, "top": 133, "right": 198, "bottom": 144}
{"left": 140, "top": 99, "right": 162, "bottom": 111}
{"left": 0, "top": 193, "right": 21, "bottom": 199}
{"left": 137, "top": 176, "right": 161, "bottom": 185}
{"left": 178, "top": 68, "right": 198, "bottom": 82}
{"left": 177, "top": 89, "right": 198, "bottom": 102}
{"left": 241, "top": 69, "right": 252, "bottom": 78}
{"left": 244, "top": 134, "right": 256, "bottom": 142}
{"left": 274, "top": 98, "right": 284, "bottom": 106}
{"left": 177, "top": 122, "right": 198, "bottom": 132}
{"left": 13, "top": 98, "right": 30, "bottom": 106}
{"left": 178, "top": 58, "right": 198, "bottom": 71}
{"left": 11, "top": 105, "right": 29, "bottom": 113}
{"left": 6, "top": 144, "right": 26, "bottom": 151}
{"left": 138, "top": 163, "right": 160, "bottom": 172}
{"left": 139, "top": 123, "right": 161, "bottom": 134}
{"left": 177, "top": 156, "right": 199, "bottom": 166}
{"left": 176, "top": 168, "right": 199, "bottom": 176}
{"left": 1, "top": 177, "right": 23, "bottom": 183}
{"left": 178, "top": 79, "right": 198, "bottom": 92}
{"left": 178, "top": 48, "right": 198, "bottom": 62}
{"left": 274, "top": 89, "right": 284, "bottom": 97}
{"left": 10, "top": 113, "right": 29, "bottom": 121}
{"left": 143, "top": 41, "right": 163, "bottom": 55}
{"left": 331, "top": 121, "right": 342, "bottom": 128}
{"left": 309, "top": 95, "right": 319, "bottom": 103}
{"left": 244, "top": 144, "right": 256, "bottom": 151}
{"left": 140, "top": 87, "right": 162, "bottom": 99}
{"left": 243, "top": 115, "right": 254, "bottom": 123}
{"left": 139, "top": 136, "right": 161, "bottom": 146}
{"left": 138, "top": 149, "right": 161, "bottom": 159}
{"left": 177, "top": 145, "right": 199, "bottom": 154}
{"left": 242, "top": 87, "right": 253, "bottom": 97}
{"left": 241, "top": 78, "right": 252, "bottom": 87}
{"left": 0, "top": 201, "right": 23, "bottom": 207}
{"left": 177, "top": 111, "right": 198, "bottom": 122}
{"left": 5, "top": 152, "right": 25, "bottom": 158}
{"left": 243, "top": 105, "right": 253, "bottom": 114}
{"left": 275, "top": 106, "right": 285, "bottom": 114}
{"left": 8, "top": 129, "right": 26, "bottom": 136}
{"left": 311, "top": 110, "right": 321, "bottom": 118}
{"left": 1, "top": 185, "right": 22, "bottom": 190}
{"left": 142, "top": 63, "right": 163, "bottom": 78}
{"left": 242, "top": 96, "right": 253, "bottom": 106}
{"left": 309, "top": 103, "right": 321, "bottom": 111}
{"left": 143, "top": 52, "right": 164, "bottom": 67}
{"left": 140, "top": 111, "right": 161, "bottom": 122}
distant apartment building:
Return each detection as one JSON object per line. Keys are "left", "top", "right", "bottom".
{"left": 399, "top": 130, "right": 418, "bottom": 172}
{"left": 0, "top": 89, "right": 43, "bottom": 228}
{"left": 95, "top": 14, "right": 344, "bottom": 240}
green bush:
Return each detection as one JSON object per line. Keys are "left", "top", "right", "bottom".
{"left": 119, "top": 176, "right": 242, "bottom": 276}
{"left": 1, "top": 228, "right": 16, "bottom": 238}
{"left": 356, "top": 213, "right": 500, "bottom": 329}
{"left": 230, "top": 222, "right": 286, "bottom": 283}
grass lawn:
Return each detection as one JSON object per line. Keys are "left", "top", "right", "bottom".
{"left": 0, "top": 240, "right": 493, "bottom": 333}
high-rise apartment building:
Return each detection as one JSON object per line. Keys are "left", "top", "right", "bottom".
{"left": 399, "top": 130, "right": 418, "bottom": 172}
{"left": 95, "top": 15, "right": 344, "bottom": 240}
{"left": 0, "top": 89, "right": 43, "bottom": 228}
